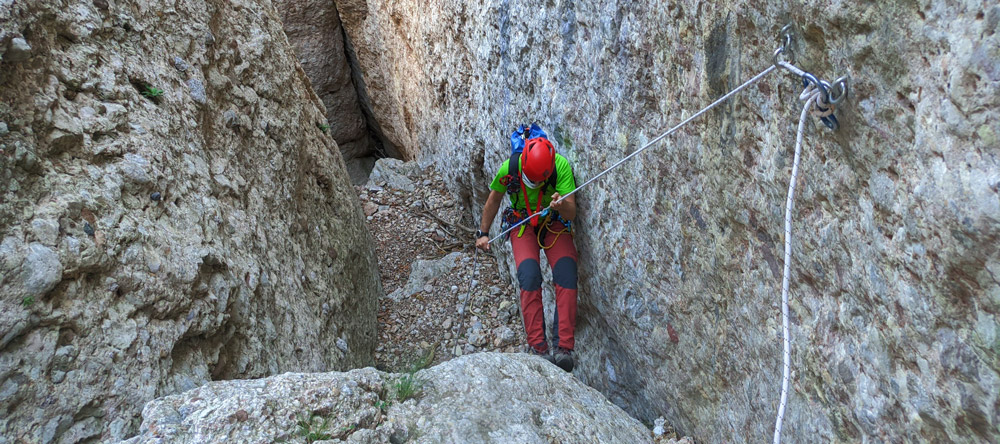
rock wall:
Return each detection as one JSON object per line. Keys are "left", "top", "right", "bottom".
{"left": 122, "top": 353, "right": 656, "bottom": 444}
{"left": 276, "top": 0, "right": 380, "bottom": 161}
{"left": 0, "top": 0, "right": 381, "bottom": 441}
{"left": 335, "top": 0, "right": 427, "bottom": 161}
{"left": 335, "top": 0, "right": 1000, "bottom": 442}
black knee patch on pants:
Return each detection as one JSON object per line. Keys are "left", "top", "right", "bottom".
{"left": 552, "top": 257, "right": 578, "bottom": 289}
{"left": 517, "top": 259, "right": 542, "bottom": 291}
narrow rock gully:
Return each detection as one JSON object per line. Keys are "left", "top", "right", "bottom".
{"left": 358, "top": 160, "right": 525, "bottom": 372}
{"left": 356, "top": 159, "right": 687, "bottom": 443}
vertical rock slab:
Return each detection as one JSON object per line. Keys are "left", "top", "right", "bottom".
{"left": 335, "top": 0, "right": 426, "bottom": 160}
{"left": 334, "top": 0, "right": 1000, "bottom": 442}
{"left": 0, "top": 0, "right": 381, "bottom": 442}
{"left": 276, "top": 0, "right": 376, "bottom": 160}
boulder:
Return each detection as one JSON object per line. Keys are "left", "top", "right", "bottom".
{"left": 366, "top": 158, "right": 420, "bottom": 192}
{"left": 387, "top": 252, "right": 462, "bottom": 302}
{"left": 345, "top": 156, "right": 378, "bottom": 186}
{"left": 121, "top": 353, "right": 654, "bottom": 444}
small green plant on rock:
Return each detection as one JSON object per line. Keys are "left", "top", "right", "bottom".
{"left": 384, "top": 345, "right": 434, "bottom": 404}
{"left": 297, "top": 414, "right": 333, "bottom": 443}
{"left": 21, "top": 296, "right": 34, "bottom": 307}
{"left": 393, "top": 373, "right": 423, "bottom": 401}
{"left": 316, "top": 122, "right": 330, "bottom": 133}
{"left": 141, "top": 85, "right": 164, "bottom": 99}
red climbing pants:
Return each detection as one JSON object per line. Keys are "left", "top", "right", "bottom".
{"left": 510, "top": 220, "right": 578, "bottom": 353}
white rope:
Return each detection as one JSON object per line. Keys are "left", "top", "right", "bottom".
{"left": 772, "top": 86, "right": 822, "bottom": 444}
{"left": 777, "top": 60, "right": 806, "bottom": 78}
{"left": 488, "top": 64, "right": 779, "bottom": 244}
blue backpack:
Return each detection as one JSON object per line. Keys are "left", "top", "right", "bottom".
{"left": 502, "top": 123, "right": 558, "bottom": 196}
{"left": 499, "top": 123, "right": 561, "bottom": 229}
{"left": 509, "top": 122, "right": 549, "bottom": 155}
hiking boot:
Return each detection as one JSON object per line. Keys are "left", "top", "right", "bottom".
{"left": 528, "top": 346, "right": 556, "bottom": 365}
{"left": 553, "top": 347, "right": 574, "bottom": 372}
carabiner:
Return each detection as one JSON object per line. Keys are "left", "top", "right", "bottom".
{"left": 829, "top": 75, "right": 850, "bottom": 105}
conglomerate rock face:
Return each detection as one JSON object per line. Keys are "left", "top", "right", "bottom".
{"left": 122, "top": 352, "right": 655, "bottom": 444}
{"left": 335, "top": 0, "right": 1000, "bottom": 442}
{"left": 275, "top": 0, "right": 377, "bottom": 161}
{"left": 0, "top": 0, "right": 381, "bottom": 441}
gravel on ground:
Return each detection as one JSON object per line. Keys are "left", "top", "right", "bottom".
{"left": 356, "top": 165, "right": 525, "bottom": 372}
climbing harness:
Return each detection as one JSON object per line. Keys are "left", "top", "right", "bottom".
{"left": 503, "top": 206, "right": 573, "bottom": 249}
{"left": 535, "top": 211, "right": 571, "bottom": 250}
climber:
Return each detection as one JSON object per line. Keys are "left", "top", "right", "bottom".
{"left": 475, "top": 133, "right": 579, "bottom": 372}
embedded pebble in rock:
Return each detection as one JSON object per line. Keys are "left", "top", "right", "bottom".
{"left": 119, "top": 153, "right": 152, "bottom": 184}
{"left": 222, "top": 110, "right": 239, "bottom": 128}
{"left": 171, "top": 56, "right": 189, "bottom": 72}
{"left": 29, "top": 219, "right": 60, "bottom": 246}
{"left": 6, "top": 37, "right": 31, "bottom": 62}
{"left": 185, "top": 78, "right": 207, "bottom": 105}
{"left": 19, "top": 243, "right": 63, "bottom": 297}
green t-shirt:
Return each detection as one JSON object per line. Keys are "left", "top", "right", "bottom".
{"left": 490, "top": 153, "right": 576, "bottom": 211}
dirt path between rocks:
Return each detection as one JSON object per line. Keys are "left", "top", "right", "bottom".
{"left": 354, "top": 161, "right": 686, "bottom": 443}
{"left": 356, "top": 165, "right": 525, "bottom": 372}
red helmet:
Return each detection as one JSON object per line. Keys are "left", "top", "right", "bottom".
{"left": 521, "top": 137, "right": 555, "bottom": 182}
